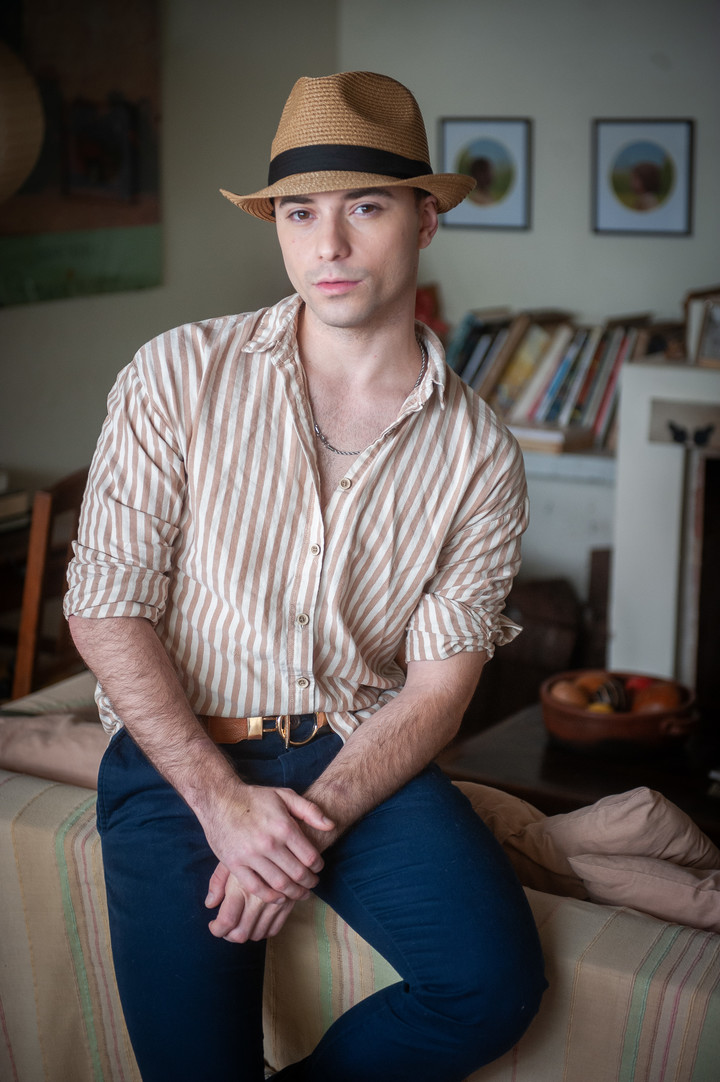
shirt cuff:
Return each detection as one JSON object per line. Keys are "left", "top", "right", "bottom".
{"left": 404, "top": 596, "right": 523, "bottom": 662}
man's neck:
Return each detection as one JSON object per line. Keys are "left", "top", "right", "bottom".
{"left": 296, "top": 305, "right": 421, "bottom": 393}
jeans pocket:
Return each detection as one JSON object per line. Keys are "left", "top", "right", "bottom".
{"left": 96, "top": 727, "right": 128, "bottom": 836}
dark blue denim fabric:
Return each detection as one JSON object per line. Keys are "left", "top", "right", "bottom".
{"left": 98, "top": 721, "right": 546, "bottom": 1082}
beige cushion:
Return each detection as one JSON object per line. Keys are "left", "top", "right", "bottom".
{"left": 521, "top": 785, "right": 720, "bottom": 871}
{"left": 2, "top": 670, "right": 98, "bottom": 718}
{"left": 0, "top": 713, "right": 107, "bottom": 789}
{"left": 569, "top": 853, "right": 720, "bottom": 932}
{"left": 454, "top": 782, "right": 720, "bottom": 917}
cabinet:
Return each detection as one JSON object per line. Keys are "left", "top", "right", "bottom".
{"left": 518, "top": 450, "right": 615, "bottom": 602}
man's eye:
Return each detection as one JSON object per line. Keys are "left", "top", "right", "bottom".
{"left": 289, "top": 209, "right": 312, "bottom": 221}
{"left": 354, "top": 203, "right": 378, "bottom": 216}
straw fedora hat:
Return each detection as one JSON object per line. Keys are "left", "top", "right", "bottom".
{"left": 220, "top": 71, "right": 475, "bottom": 222}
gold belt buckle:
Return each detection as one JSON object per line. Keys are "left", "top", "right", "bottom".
{"left": 274, "top": 714, "right": 319, "bottom": 748}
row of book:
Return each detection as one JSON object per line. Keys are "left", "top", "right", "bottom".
{"left": 445, "top": 307, "right": 657, "bottom": 454}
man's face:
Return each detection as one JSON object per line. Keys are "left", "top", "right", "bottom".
{"left": 274, "top": 187, "right": 438, "bottom": 335}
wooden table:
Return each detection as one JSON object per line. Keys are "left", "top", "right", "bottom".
{"left": 439, "top": 703, "right": 720, "bottom": 847}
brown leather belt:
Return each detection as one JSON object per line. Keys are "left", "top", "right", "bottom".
{"left": 202, "top": 712, "right": 328, "bottom": 748}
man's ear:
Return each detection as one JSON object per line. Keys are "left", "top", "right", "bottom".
{"left": 418, "top": 195, "right": 439, "bottom": 249}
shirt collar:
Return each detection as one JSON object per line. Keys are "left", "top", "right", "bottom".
{"left": 413, "top": 320, "right": 447, "bottom": 410}
{"left": 242, "top": 293, "right": 447, "bottom": 409}
{"left": 241, "top": 293, "right": 302, "bottom": 355}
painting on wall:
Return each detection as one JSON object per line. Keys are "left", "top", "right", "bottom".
{"left": 592, "top": 119, "right": 694, "bottom": 236}
{"left": 439, "top": 117, "right": 532, "bottom": 230}
{"left": 0, "top": 0, "right": 161, "bottom": 306}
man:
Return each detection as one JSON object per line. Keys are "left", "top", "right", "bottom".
{"left": 65, "top": 71, "right": 546, "bottom": 1081}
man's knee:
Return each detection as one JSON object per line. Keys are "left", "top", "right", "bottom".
{"left": 417, "top": 955, "right": 547, "bottom": 1068}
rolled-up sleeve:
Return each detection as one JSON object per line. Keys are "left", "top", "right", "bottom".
{"left": 64, "top": 357, "right": 186, "bottom": 624}
{"left": 404, "top": 433, "right": 528, "bottom": 661}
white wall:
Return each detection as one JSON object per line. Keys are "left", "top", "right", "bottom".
{"left": 0, "top": 0, "right": 337, "bottom": 490}
{"left": 339, "top": 0, "right": 720, "bottom": 326}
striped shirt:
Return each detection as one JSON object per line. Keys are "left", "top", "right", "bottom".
{"left": 65, "top": 294, "right": 528, "bottom": 737}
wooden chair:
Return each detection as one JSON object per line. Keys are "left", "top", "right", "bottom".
{"left": 11, "top": 467, "right": 89, "bottom": 700}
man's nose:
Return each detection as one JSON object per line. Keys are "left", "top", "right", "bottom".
{"left": 316, "top": 213, "right": 351, "bottom": 261}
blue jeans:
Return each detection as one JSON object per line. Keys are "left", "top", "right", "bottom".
{"left": 98, "top": 720, "right": 546, "bottom": 1082}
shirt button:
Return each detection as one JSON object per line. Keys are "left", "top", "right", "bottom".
{"left": 296, "top": 677, "right": 310, "bottom": 689}
{"left": 339, "top": 477, "right": 352, "bottom": 490}
{"left": 296, "top": 612, "right": 310, "bottom": 627}
{"left": 309, "top": 543, "right": 321, "bottom": 556}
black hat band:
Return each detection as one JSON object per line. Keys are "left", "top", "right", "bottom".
{"left": 268, "top": 143, "right": 432, "bottom": 186}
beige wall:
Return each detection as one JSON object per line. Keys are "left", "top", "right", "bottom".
{"left": 0, "top": 0, "right": 337, "bottom": 489}
{"left": 339, "top": 0, "right": 720, "bottom": 325}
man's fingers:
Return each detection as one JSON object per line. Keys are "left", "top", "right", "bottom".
{"left": 209, "top": 875, "right": 297, "bottom": 944}
{"left": 215, "top": 855, "right": 313, "bottom": 904}
{"left": 252, "top": 854, "right": 316, "bottom": 899}
{"left": 205, "top": 784, "right": 333, "bottom": 905}
{"left": 280, "top": 790, "right": 334, "bottom": 833}
{"left": 264, "top": 902, "right": 294, "bottom": 940}
{"left": 229, "top": 866, "right": 287, "bottom": 905}
{"left": 205, "top": 861, "right": 230, "bottom": 907}
{"left": 208, "top": 873, "right": 247, "bottom": 938}
{"left": 220, "top": 896, "right": 296, "bottom": 944}
{"left": 249, "top": 899, "right": 296, "bottom": 942}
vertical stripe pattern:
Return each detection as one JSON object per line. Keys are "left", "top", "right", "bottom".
{"left": 65, "top": 294, "right": 528, "bottom": 736}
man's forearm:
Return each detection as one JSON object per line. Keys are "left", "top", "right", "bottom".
{"left": 303, "top": 650, "right": 487, "bottom": 848}
{"left": 67, "top": 615, "right": 239, "bottom": 816}
{"left": 67, "top": 615, "right": 331, "bottom": 903}
{"left": 207, "top": 650, "right": 486, "bottom": 944}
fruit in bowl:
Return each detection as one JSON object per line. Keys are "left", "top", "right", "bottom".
{"left": 540, "top": 670, "right": 695, "bottom": 749}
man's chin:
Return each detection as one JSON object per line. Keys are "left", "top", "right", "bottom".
{"left": 303, "top": 294, "right": 375, "bottom": 331}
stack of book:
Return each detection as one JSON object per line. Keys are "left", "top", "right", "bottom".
{"left": 445, "top": 307, "right": 652, "bottom": 454}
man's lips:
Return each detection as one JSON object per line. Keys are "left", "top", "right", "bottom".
{"left": 313, "top": 279, "right": 361, "bottom": 296}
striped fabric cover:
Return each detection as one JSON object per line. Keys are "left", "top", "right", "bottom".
{"left": 265, "top": 890, "right": 720, "bottom": 1081}
{"left": 0, "top": 770, "right": 140, "bottom": 1082}
{"left": 2, "top": 767, "right": 719, "bottom": 1082}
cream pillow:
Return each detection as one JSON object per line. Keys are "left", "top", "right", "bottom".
{"left": 569, "top": 853, "right": 720, "bottom": 932}
{"left": 453, "top": 782, "right": 720, "bottom": 907}
{"left": 519, "top": 786, "right": 720, "bottom": 873}
{"left": 0, "top": 713, "right": 107, "bottom": 789}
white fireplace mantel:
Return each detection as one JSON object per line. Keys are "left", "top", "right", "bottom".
{"left": 609, "top": 361, "right": 720, "bottom": 680}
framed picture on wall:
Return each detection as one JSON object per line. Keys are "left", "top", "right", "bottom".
{"left": 592, "top": 119, "right": 694, "bottom": 235}
{"left": 439, "top": 118, "right": 532, "bottom": 229}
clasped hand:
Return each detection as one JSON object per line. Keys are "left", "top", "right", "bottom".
{"left": 204, "top": 783, "right": 334, "bottom": 943}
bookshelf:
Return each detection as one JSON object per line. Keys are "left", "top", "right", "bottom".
{"left": 517, "top": 448, "right": 615, "bottom": 602}
{"left": 522, "top": 449, "right": 615, "bottom": 485}
{"left": 442, "top": 301, "right": 695, "bottom": 456}
{"left": 430, "top": 283, "right": 718, "bottom": 602}
{"left": 444, "top": 304, "right": 632, "bottom": 600}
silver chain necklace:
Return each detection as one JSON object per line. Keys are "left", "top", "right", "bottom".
{"left": 313, "top": 338, "right": 428, "bottom": 456}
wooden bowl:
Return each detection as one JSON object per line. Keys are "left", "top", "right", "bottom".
{"left": 540, "top": 670, "right": 696, "bottom": 750}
